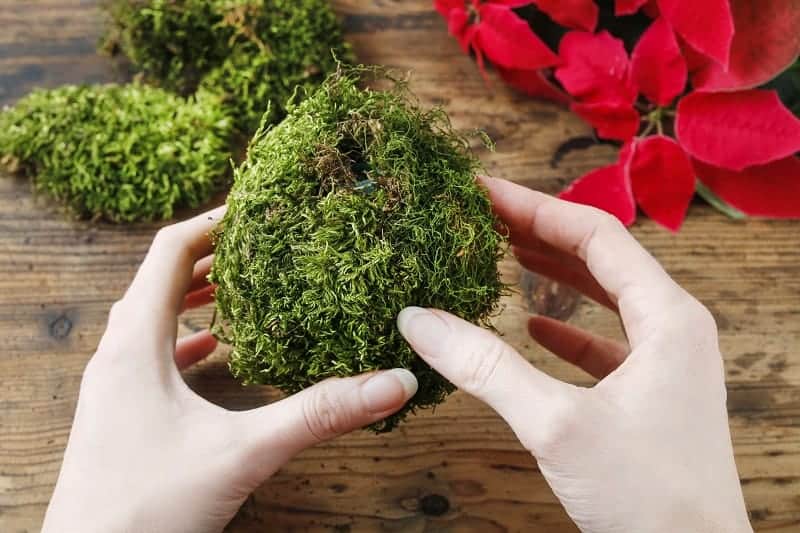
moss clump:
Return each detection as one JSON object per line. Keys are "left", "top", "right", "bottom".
{"left": 102, "top": 0, "right": 223, "bottom": 94}
{"left": 0, "top": 84, "right": 232, "bottom": 222}
{"left": 210, "top": 71, "right": 505, "bottom": 431}
{"left": 102, "top": 0, "right": 352, "bottom": 134}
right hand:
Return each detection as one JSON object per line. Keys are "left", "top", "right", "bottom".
{"left": 398, "top": 177, "right": 752, "bottom": 533}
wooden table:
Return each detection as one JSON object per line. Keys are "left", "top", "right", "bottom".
{"left": 1, "top": 1, "right": 799, "bottom": 531}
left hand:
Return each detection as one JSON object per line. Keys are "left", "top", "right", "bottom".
{"left": 42, "top": 206, "right": 418, "bottom": 533}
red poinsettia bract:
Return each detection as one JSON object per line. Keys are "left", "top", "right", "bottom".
{"left": 558, "top": 16, "right": 800, "bottom": 231}
{"left": 435, "top": 0, "right": 800, "bottom": 230}
{"left": 434, "top": 0, "right": 568, "bottom": 101}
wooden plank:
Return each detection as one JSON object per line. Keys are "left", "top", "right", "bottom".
{"left": 1, "top": 1, "right": 799, "bottom": 531}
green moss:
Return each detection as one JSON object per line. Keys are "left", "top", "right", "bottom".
{"left": 102, "top": 0, "right": 224, "bottom": 94}
{"left": 210, "top": 70, "right": 505, "bottom": 431}
{"left": 102, "top": 0, "right": 352, "bottom": 134}
{"left": 1, "top": 1, "right": 350, "bottom": 223}
{"left": 0, "top": 84, "right": 232, "bottom": 223}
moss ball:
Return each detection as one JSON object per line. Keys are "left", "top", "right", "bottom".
{"left": 103, "top": 0, "right": 352, "bottom": 134}
{"left": 210, "top": 71, "right": 505, "bottom": 431}
{"left": 0, "top": 84, "right": 232, "bottom": 222}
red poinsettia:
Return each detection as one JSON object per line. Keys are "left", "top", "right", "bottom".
{"left": 434, "top": 0, "right": 567, "bottom": 101}
{"left": 558, "top": 24, "right": 800, "bottom": 230}
{"left": 435, "top": 0, "right": 800, "bottom": 230}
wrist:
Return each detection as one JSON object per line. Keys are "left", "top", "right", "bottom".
{"left": 42, "top": 485, "right": 142, "bottom": 533}
{"left": 649, "top": 494, "right": 752, "bottom": 533}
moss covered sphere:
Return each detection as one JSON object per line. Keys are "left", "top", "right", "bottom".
{"left": 0, "top": 84, "right": 232, "bottom": 222}
{"left": 210, "top": 72, "right": 505, "bottom": 431}
{"left": 103, "top": 0, "right": 352, "bottom": 134}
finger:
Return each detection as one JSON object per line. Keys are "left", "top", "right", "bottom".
{"left": 188, "top": 255, "right": 214, "bottom": 293}
{"left": 481, "top": 176, "right": 682, "bottom": 346}
{"left": 503, "top": 226, "right": 589, "bottom": 275}
{"left": 514, "top": 246, "right": 616, "bottom": 310}
{"left": 125, "top": 206, "right": 226, "bottom": 325}
{"left": 528, "top": 316, "right": 628, "bottom": 380}
{"left": 246, "top": 369, "right": 418, "bottom": 456}
{"left": 481, "top": 176, "right": 578, "bottom": 261}
{"left": 397, "top": 306, "right": 569, "bottom": 439}
{"left": 181, "top": 284, "right": 216, "bottom": 312}
{"left": 174, "top": 329, "right": 218, "bottom": 370}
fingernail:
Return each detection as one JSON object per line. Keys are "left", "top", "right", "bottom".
{"left": 397, "top": 307, "right": 451, "bottom": 357}
{"left": 360, "top": 369, "right": 418, "bottom": 414}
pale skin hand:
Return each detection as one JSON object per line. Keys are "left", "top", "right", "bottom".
{"left": 399, "top": 177, "right": 753, "bottom": 533}
{"left": 42, "top": 180, "right": 752, "bottom": 533}
{"left": 41, "top": 206, "right": 418, "bottom": 533}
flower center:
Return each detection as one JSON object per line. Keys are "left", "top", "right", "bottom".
{"left": 466, "top": 1, "right": 479, "bottom": 25}
{"left": 637, "top": 103, "right": 677, "bottom": 137}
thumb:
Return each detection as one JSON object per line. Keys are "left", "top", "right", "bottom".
{"left": 397, "top": 307, "right": 568, "bottom": 442}
{"left": 244, "top": 369, "right": 418, "bottom": 459}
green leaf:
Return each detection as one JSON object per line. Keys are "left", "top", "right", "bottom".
{"left": 763, "top": 59, "right": 800, "bottom": 117}
{"left": 696, "top": 181, "right": 747, "bottom": 220}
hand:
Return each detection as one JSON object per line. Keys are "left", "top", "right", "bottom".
{"left": 42, "top": 207, "right": 418, "bottom": 533}
{"left": 398, "top": 177, "right": 752, "bottom": 533}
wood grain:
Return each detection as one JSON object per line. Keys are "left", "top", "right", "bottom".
{"left": 1, "top": 1, "right": 799, "bottom": 531}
